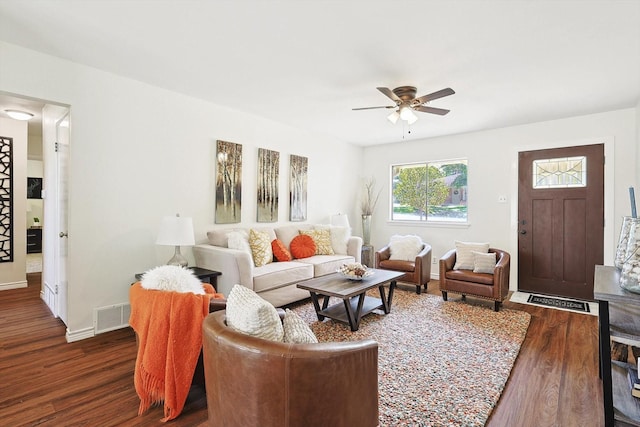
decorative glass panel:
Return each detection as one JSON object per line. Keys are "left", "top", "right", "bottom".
{"left": 532, "top": 156, "right": 586, "bottom": 189}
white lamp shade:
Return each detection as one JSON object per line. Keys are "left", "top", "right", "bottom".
{"left": 330, "top": 213, "right": 350, "bottom": 228}
{"left": 156, "top": 216, "right": 195, "bottom": 246}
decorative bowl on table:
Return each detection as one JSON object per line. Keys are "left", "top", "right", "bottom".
{"left": 337, "top": 263, "right": 374, "bottom": 280}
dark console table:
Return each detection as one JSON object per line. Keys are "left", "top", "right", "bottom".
{"left": 135, "top": 266, "right": 221, "bottom": 286}
{"left": 595, "top": 265, "right": 640, "bottom": 426}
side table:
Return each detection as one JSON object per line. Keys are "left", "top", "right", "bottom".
{"left": 361, "top": 244, "right": 374, "bottom": 268}
{"left": 135, "top": 266, "right": 221, "bottom": 287}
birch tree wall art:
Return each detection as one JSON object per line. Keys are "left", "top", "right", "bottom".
{"left": 289, "top": 154, "right": 307, "bottom": 222}
{"left": 215, "top": 140, "right": 242, "bottom": 224}
{"left": 257, "top": 148, "right": 279, "bottom": 222}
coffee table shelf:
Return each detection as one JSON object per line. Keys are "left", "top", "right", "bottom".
{"left": 297, "top": 269, "right": 404, "bottom": 331}
{"left": 319, "top": 295, "right": 385, "bottom": 325}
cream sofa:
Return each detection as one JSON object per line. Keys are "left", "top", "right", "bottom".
{"left": 193, "top": 224, "right": 362, "bottom": 307}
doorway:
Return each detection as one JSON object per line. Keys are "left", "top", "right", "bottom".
{"left": 517, "top": 144, "right": 604, "bottom": 300}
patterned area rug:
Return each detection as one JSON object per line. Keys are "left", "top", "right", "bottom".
{"left": 291, "top": 290, "right": 531, "bottom": 426}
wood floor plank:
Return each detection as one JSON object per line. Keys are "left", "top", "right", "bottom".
{"left": 0, "top": 276, "right": 605, "bottom": 426}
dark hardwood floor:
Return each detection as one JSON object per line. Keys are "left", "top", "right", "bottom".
{"left": 0, "top": 276, "right": 604, "bottom": 426}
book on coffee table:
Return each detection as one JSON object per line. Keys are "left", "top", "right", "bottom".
{"left": 627, "top": 365, "right": 640, "bottom": 397}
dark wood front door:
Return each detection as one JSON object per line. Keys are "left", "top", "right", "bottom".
{"left": 518, "top": 144, "right": 604, "bottom": 300}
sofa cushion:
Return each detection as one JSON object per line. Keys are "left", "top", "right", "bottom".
{"left": 274, "top": 224, "right": 313, "bottom": 249}
{"left": 445, "top": 269, "right": 494, "bottom": 285}
{"left": 473, "top": 251, "right": 497, "bottom": 274}
{"left": 297, "top": 254, "right": 356, "bottom": 277}
{"left": 453, "top": 241, "right": 490, "bottom": 270}
{"left": 300, "top": 229, "right": 334, "bottom": 255}
{"left": 283, "top": 309, "right": 318, "bottom": 344}
{"left": 271, "top": 239, "right": 292, "bottom": 262}
{"left": 253, "top": 261, "right": 314, "bottom": 293}
{"left": 227, "top": 230, "right": 251, "bottom": 255}
{"left": 378, "top": 259, "right": 415, "bottom": 273}
{"left": 226, "top": 284, "right": 284, "bottom": 341}
{"left": 249, "top": 229, "right": 273, "bottom": 267}
{"left": 207, "top": 228, "right": 245, "bottom": 248}
{"left": 290, "top": 234, "right": 316, "bottom": 259}
{"left": 389, "top": 235, "right": 423, "bottom": 261}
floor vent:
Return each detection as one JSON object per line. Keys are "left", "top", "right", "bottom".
{"left": 94, "top": 303, "right": 131, "bottom": 334}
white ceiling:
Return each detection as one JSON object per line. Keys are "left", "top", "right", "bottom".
{"left": 0, "top": 1, "right": 639, "bottom": 146}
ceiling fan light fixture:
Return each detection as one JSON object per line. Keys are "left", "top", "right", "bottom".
{"left": 400, "top": 106, "right": 418, "bottom": 124}
{"left": 387, "top": 111, "right": 400, "bottom": 124}
{"left": 4, "top": 109, "right": 34, "bottom": 121}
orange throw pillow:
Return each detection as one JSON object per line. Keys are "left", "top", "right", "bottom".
{"left": 272, "top": 239, "right": 292, "bottom": 262}
{"left": 290, "top": 234, "right": 316, "bottom": 259}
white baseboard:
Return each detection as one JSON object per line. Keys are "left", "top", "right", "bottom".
{"left": 0, "top": 280, "right": 28, "bottom": 290}
{"left": 65, "top": 327, "right": 95, "bottom": 343}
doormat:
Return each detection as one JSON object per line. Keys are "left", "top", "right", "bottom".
{"left": 527, "top": 294, "right": 590, "bottom": 313}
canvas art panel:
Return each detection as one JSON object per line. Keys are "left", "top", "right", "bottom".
{"left": 289, "top": 154, "right": 307, "bottom": 222}
{"left": 0, "top": 136, "right": 13, "bottom": 263}
{"left": 257, "top": 148, "right": 279, "bottom": 222}
{"left": 215, "top": 140, "right": 242, "bottom": 224}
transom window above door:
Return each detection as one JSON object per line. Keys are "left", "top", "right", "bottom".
{"left": 532, "top": 156, "right": 587, "bottom": 189}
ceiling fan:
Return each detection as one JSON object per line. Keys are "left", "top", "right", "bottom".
{"left": 353, "top": 86, "right": 455, "bottom": 125}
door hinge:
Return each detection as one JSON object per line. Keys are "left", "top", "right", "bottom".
{"left": 55, "top": 142, "right": 59, "bottom": 152}
{"left": 55, "top": 284, "right": 59, "bottom": 294}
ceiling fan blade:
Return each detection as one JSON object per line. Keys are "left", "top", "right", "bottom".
{"left": 415, "top": 88, "right": 455, "bottom": 104}
{"left": 352, "top": 105, "right": 396, "bottom": 111}
{"left": 377, "top": 87, "right": 401, "bottom": 103}
{"left": 414, "top": 105, "right": 450, "bottom": 115}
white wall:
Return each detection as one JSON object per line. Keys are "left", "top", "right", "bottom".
{"left": 363, "top": 108, "right": 637, "bottom": 289}
{"left": 0, "top": 41, "right": 364, "bottom": 339}
{"left": 0, "top": 117, "right": 28, "bottom": 289}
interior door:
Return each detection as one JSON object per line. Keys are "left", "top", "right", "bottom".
{"left": 55, "top": 114, "right": 69, "bottom": 324}
{"left": 518, "top": 144, "right": 604, "bottom": 300}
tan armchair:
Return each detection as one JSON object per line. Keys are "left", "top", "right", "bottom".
{"left": 439, "top": 248, "right": 510, "bottom": 312}
{"left": 375, "top": 242, "right": 432, "bottom": 294}
{"left": 201, "top": 311, "right": 379, "bottom": 427}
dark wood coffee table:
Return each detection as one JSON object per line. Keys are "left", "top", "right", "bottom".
{"left": 297, "top": 269, "right": 404, "bottom": 331}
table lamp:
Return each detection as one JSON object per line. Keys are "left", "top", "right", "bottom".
{"left": 156, "top": 213, "right": 195, "bottom": 267}
{"left": 330, "top": 213, "right": 350, "bottom": 229}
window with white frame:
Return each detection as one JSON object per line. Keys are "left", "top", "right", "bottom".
{"left": 391, "top": 159, "right": 468, "bottom": 223}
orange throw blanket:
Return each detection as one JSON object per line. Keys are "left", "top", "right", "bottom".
{"left": 129, "top": 282, "right": 223, "bottom": 422}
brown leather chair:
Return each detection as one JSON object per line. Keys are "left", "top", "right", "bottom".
{"left": 439, "top": 248, "right": 510, "bottom": 312}
{"left": 201, "top": 311, "right": 379, "bottom": 427}
{"left": 375, "top": 242, "right": 432, "bottom": 294}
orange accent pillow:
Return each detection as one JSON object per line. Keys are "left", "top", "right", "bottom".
{"left": 290, "top": 234, "right": 316, "bottom": 259}
{"left": 271, "top": 239, "right": 292, "bottom": 262}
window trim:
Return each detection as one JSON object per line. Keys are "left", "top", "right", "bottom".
{"left": 388, "top": 158, "right": 469, "bottom": 225}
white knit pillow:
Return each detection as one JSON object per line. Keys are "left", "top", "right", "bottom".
{"left": 389, "top": 235, "right": 423, "bottom": 261}
{"left": 283, "top": 309, "right": 318, "bottom": 344}
{"left": 472, "top": 251, "right": 497, "bottom": 274}
{"left": 226, "top": 285, "right": 284, "bottom": 342}
{"left": 140, "top": 265, "right": 205, "bottom": 295}
{"left": 454, "top": 241, "right": 490, "bottom": 270}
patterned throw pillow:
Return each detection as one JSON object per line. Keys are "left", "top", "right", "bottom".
{"left": 315, "top": 225, "right": 351, "bottom": 255}
{"left": 226, "top": 285, "right": 284, "bottom": 342}
{"left": 290, "top": 234, "right": 317, "bottom": 259}
{"left": 472, "top": 251, "right": 497, "bottom": 274}
{"left": 271, "top": 239, "right": 292, "bottom": 262}
{"left": 300, "top": 229, "right": 334, "bottom": 255}
{"left": 249, "top": 229, "right": 273, "bottom": 267}
{"left": 283, "top": 309, "right": 318, "bottom": 344}
{"left": 453, "top": 241, "right": 490, "bottom": 270}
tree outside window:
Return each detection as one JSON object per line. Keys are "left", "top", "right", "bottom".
{"left": 391, "top": 160, "right": 468, "bottom": 222}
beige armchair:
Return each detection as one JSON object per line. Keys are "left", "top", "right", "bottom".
{"left": 201, "top": 311, "right": 379, "bottom": 427}
{"left": 375, "top": 242, "right": 432, "bottom": 294}
{"left": 439, "top": 248, "right": 510, "bottom": 311}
